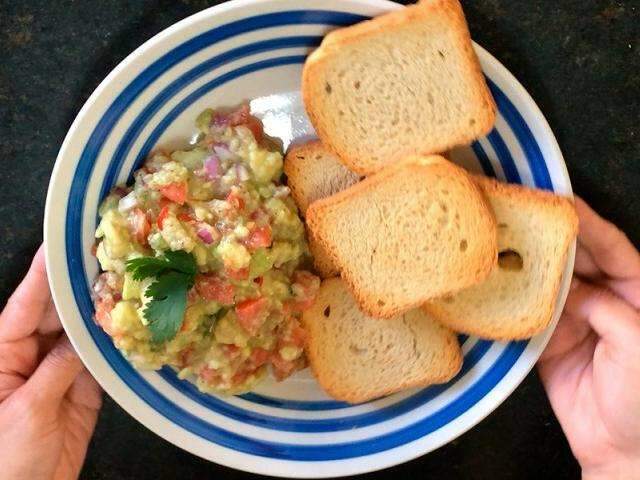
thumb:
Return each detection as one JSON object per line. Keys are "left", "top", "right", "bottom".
{"left": 25, "top": 335, "right": 84, "bottom": 404}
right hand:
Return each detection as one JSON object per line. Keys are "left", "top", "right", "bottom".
{"left": 538, "top": 198, "right": 640, "bottom": 479}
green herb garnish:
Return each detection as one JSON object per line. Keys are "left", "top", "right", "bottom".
{"left": 126, "top": 251, "right": 197, "bottom": 342}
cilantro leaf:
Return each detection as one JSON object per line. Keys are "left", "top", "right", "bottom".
{"left": 143, "top": 272, "right": 192, "bottom": 343}
{"left": 163, "top": 250, "right": 198, "bottom": 276}
{"left": 126, "top": 251, "right": 198, "bottom": 342}
{"left": 126, "top": 251, "right": 197, "bottom": 281}
{"left": 126, "top": 256, "right": 173, "bottom": 281}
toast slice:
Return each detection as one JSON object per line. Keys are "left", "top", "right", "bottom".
{"left": 284, "top": 140, "right": 361, "bottom": 216}
{"left": 285, "top": 140, "right": 361, "bottom": 278}
{"left": 303, "top": 278, "right": 463, "bottom": 403}
{"left": 302, "top": 0, "right": 496, "bottom": 175}
{"left": 306, "top": 155, "right": 497, "bottom": 318}
{"left": 423, "top": 177, "right": 578, "bottom": 340}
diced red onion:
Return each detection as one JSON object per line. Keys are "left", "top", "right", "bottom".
{"left": 112, "top": 186, "right": 129, "bottom": 197}
{"left": 213, "top": 143, "right": 237, "bottom": 162}
{"left": 212, "top": 112, "right": 230, "bottom": 127}
{"left": 204, "top": 154, "right": 221, "bottom": 180}
{"left": 117, "top": 191, "right": 138, "bottom": 212}
{"left": 197, "top": 227, "right": 214, "bottom": 244}
{"left": 235, "top": 163, "right": 250, "bottom": 181}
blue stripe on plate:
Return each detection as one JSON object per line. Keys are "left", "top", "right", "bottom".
{"left": 487, "top": 79, "right": 552, "bottom": 190}
{"left": 64, "top": 9, "right": 552, "bottom": 459}
{"left": 486, "top": 129, "right": 521, "bottom": 184}
{"left": 239, "top": 392, "right": 351, "bottom": 411}
{"left": 471, "top": 141, "right": 497, "bottom": 178}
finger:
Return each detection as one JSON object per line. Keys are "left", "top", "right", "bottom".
{"left": 25, "top": 335, "right": 84, "bottom": 403}
{"left": 0, "top": 336, "right": 39, "bottom": 378}
{"left": 605, "top": 277, "right": 640, "bottom": 310}
{"left": 564, "top": 277, "right": 640, "bottom": 349}
{"left": 576, "top": 197, "right": 640, "bottom": 282}
{"left": 67, "top": 369, "right": 103, "bottom": 412}
{"left": 36, "top": 301, "right": 62, "bottom": 336}
{"left": 539, "top": 310, "right": 592, "bottom": 363}
{"left": 574, "top": 241, "right": 602, "bottom": 280}
{"left": 0, "top": 246, "right": 52, "bottom": 342}
{"left": 0, "top": 373, "right": 26, "bottom": 401}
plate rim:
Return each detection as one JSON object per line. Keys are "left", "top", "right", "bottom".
{"left": 44, "top": 0, "right": 574, "bottom": 477}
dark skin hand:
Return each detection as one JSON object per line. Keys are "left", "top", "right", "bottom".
{"left": 0, "top": 246, "right": 102, "bottom": 480}
{"left": 538, "top": 198, "right": 640, "bottom": 479}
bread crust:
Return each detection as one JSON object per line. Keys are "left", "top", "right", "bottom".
{"left": 302, "top": 0, "right": 496, "bottom": 175}
{"left": 303, "top": 278, "right": 463, "bottom": 403}
{"left": 423, "top": 177, "right": 578, "bottom": 340}
{"left": 306, "top": 155, "right": 498, "bottom": 319}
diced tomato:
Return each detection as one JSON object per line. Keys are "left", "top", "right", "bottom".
{"left": 195, "top": 274, "right": 235, "bottom": 304}
{"left": 244, "top": 116, "right": 264, "bottom": 143}
{"left": 177, "top": 212, "right": 195, "bottom": 223}
{"left": 244, "top": 225, "right": 272, "bottom": 250}
{"left": 130, "top": 207, "right": 151, "bottom": 245}
{"left": 227, "top": 103, "right": 250, "bottom": 126}
{"left": 226, "top": 190, "right": 245, "bottom": 210}
{"left": 200, "top": 367, "right": 221, "bottom": 384}
{"left": 249, "top": 348, "right": 270, "bottom": 368}
{"left": 235, "top": 297, "right": 269, "bottom": 335}
{"left": 160, "top": 182, "right": 187, "bottom": 205}
{"left": 221, "top": 344, "right": 241, "bottom": 359}
{"left": 270, "top": 352, "right": 297, "bottom": 381}
{"left": 95, "top": 298, "right": 116, "bottom": 336}
{"left": 289, "top": 323, "right": 307, "bottom": 348}
{"left": 288, "top": 270, "right": 320, "bottom": 312}
{"left": 157, "top": 206, "right": 170, "bottom": 229}
{"left": 180, "top": 315, "right": 192, "bottom": 332}
{"left": 231, "top": 370, "right": 251, "bottom": 386}
{"left": 179, "top": 347, "right": 194, "bottom": 367}
{"left": 249, "top": 208, "right": 269, "bottom": 223}
{"left": 225, "top": 267, "right": 249, "bottom": 281}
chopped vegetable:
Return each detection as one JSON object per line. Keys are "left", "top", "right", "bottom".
{"left": 160, "top": 182, "right": 187, "bottom": 205}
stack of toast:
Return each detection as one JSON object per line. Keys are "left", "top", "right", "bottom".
{"left": 286, "top": 0, "right": 578, "bottom": 403}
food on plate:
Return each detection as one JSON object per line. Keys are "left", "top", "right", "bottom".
{"left": 302, "top": 278, "right": 462, "bottom": 403}
{"left": 302, "top": 0, "right": 496, "bottom": 175}
{"left": 91, "top": 103, "right": 320, "bottom": 394}
{"left": 423, "top": 176, "right": 579, "bottom": 340}
{"left": 284, "top": 140, "right": 360, "bottom": 278}
{"left": 306, "top": 154, "right": 498, "bottom": 319}
{"left": 284, "top": 140, "right": 361, "bottom": 216}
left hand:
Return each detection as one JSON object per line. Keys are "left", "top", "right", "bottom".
{"left": 0, "top": 246, "right": 103, "bottom": 480}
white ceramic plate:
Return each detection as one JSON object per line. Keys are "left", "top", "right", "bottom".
{"left": 44, "top": 0, "right": 575, "bottom": 477}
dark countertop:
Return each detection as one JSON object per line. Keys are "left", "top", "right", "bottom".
{"left": 0, "top": 1, "right": 638, "bottom": 479}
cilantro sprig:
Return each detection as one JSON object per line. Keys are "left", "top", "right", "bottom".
{"left": 126, "top": 251, "right": 197, "bottom": 343}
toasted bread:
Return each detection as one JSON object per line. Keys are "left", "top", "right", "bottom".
{"left": 423, "top": 176, "right": 578, "bottom": 340}
{"left": 302, "top": 0, "right": 496, "bottom": 175}
{"left": 285, "top": 140, "right": 361, "bottom": 278}
{"left": 284, "top": 140, "right": 361, "bottom": 216}
{"left": 306, "top": 155, "right": 498, "bottom": 318}
{"left": 302, "top": 278, "right": 462, "bottom": 403}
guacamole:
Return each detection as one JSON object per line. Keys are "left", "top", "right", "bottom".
{"left": 92, "top": 103, "right": 319, "bottom": 394}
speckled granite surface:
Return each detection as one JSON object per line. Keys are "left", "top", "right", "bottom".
{"left": 0, "top": 1, "right": 637, "bottom": 478}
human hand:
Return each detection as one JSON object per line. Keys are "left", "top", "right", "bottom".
{"left": 538, "top": 197, "right": 640, "bottom": 479}
{"left": 0, "top": 246, "right": 102, "bottom": 480}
